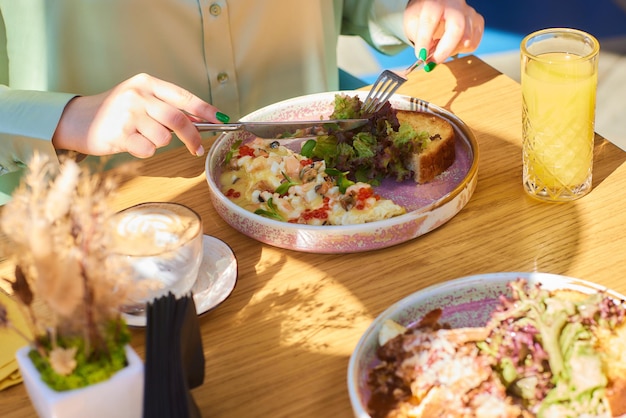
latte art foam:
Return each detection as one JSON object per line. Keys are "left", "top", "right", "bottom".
{"left": 112, "top": 205, "right": 201, "bottom": 256}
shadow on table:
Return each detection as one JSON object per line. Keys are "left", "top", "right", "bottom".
{"left": 593, "top": 133, "right": 626, "bottom": 188}
{"left": 124, "top": 81, "right": 625, "bottom": 418}
{"left": 440, "top": 56, "right": 501, "bottom": 110}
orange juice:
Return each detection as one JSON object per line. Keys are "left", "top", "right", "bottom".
{"left": 521, "top": 29, "right": 599, "bottom": 202}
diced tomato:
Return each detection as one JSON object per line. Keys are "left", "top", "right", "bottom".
{"left": 300, "top": 158, "right": 314, "bottom": 167}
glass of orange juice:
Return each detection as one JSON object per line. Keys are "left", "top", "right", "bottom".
{"left": 521, "top": 28, "right": 599, "bottom": 202}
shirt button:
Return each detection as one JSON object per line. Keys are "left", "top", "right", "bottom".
{"left": 217, "top": 72, "right": 229, "bottom": 84}
{"left": 209, "top": 3, "right": 221, "bottom": 16}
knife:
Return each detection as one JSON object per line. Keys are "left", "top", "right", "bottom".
{"left": 193, "top": 119, "right": 368, "bottom": 138}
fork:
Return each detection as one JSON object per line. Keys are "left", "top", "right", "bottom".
{"left": 361, "top": 48, "right": 434, "bottom": 115}
{"left": 360, "top": 70, "right": 407, "bottom": 115}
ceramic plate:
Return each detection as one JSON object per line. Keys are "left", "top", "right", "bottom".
{"left": 205, "top": 91, "right": 479, "bottom": 253}
{"left": 347, "top": 272, "right": 626, "bottom": 418}
{"left": 123, "top": 235, "right": 238, "bottom": 327}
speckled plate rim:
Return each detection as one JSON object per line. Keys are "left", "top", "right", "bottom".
{"left": 205, "top": 91, "right": 480, "bottom": 253}
{"left": 347, "top": 272, "right": 626, "bottom": 418}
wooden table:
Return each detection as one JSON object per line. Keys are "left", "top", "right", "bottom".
{"left": 2, "top": 55, "right": 625, "bottom": 417}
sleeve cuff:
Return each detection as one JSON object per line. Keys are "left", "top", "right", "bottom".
{"left": 0, "top": 88, "right": 77, "bottom": 173}
{"left": 369, "top": 0, "right": 411, "bottom": 55}
{"left": 0, "top": 88, "right": 77, "bottom": 139}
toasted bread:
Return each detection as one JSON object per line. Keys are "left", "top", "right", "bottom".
{"left": 396, "top": 111, "right": 456, "bottom": 184}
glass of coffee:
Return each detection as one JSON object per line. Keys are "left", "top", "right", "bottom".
{"left": 109, "top": 202, "right": 203, "bottom": 312}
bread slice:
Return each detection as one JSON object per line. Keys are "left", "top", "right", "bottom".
{"left": 396, "top": 111, "right": 456, "bottom": 184}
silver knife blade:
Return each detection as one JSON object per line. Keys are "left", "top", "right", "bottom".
{"left": 193, "top": 119, "right": 368, "bottom": 138}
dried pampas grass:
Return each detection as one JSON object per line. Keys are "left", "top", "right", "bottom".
{"left": 0, "top": 153, "right": 138, "bottom": 372}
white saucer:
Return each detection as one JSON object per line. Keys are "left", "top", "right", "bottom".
{"left": 123, "top": 235, "right": 238, "bottom": 327}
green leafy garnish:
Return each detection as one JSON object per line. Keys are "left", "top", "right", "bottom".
{"left": 352, "top": 132, "right": 377, "bottom": 158}
{"left": 324, "top": 168, "right": 342, "bottom": 176}
{"left": 325, "top": 168, "right": 355, "bottom": 193}
{"left": 355, "top": 167, "right": 381, "bottom": 186}
{"left": 225, "top": 139, "right": 243, "bottom": 164}
{"left": 254, "top": 198, "right": 285, "bottom": 221}
{"left": 481, "top": 279, "right": 618, "bottom": 416}
{"left": 329, "top": 94, "right": 362, "bottom": 119}
{"left": 275, "top": 171, "right": 298, "bottom": 195}
{"left": 300, "top": 139, "right": 317, "bottom": 157}
{"left": 391, "top": 124, "right": 430, "bottom": 151}
{"left": 309, "top": 135, "right": 338, "bottom": 164}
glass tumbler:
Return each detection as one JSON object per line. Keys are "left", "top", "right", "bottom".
{"left": 109, "top": 202, "right": 204, "bottom": 311}
{"left": 521, "top": 28, "right": 599, "bottom": 202}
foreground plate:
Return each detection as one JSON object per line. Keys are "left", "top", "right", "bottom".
{"left": 347, "top": 272, "right": 626, "bottom": 418}
{"left": 205, "top": 91, "right": 479, "bottom": 253}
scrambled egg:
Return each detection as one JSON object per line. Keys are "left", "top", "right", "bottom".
{"left": 220, "top": 138, "right": 405, "bottom": 225}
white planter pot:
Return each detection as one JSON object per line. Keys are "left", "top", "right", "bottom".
{"left": 16, "top": 344, "right": 144, "bottom": 418}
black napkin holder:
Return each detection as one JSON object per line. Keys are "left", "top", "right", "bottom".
{"left": 143, "top": 293, "right": 205, "bottom": 418}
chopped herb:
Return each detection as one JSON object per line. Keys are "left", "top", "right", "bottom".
{"left": 225, "top": 139, "right": 243, "bottom": 163}
{"left": 254, "top": 198, "right": 285, "bottom": 221}
{"left": 275, "top": 172, "right": 298, "bottom": 195}
{"left": 325, "top": 168, "right": 354, "bottom": 193}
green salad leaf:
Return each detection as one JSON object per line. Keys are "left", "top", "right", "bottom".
{"left": 300, "top": 139, "right": 317, "bottom": 157}
{"left": 483, "top": 280, "right": 617, "bottom": 417}
{"left": 329, "top": 94, "right": 362, "bottom": 119}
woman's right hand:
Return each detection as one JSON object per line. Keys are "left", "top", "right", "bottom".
{"left": 52, "top": 73, "right": 228, "bottom": 158}
{"left": 404, "top": 0, "right": 484, "bottom": 64}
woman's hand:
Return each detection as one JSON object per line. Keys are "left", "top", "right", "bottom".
{"left": 404, "top": 0, "right": 484, "bottom": 64}
{"left": 52, "top": 73, "right": 228, "bottom": 158}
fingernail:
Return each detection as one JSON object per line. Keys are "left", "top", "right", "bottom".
{"left": 424, "top": 62, "right": 436, "bottom": 72}
{"left": 418, "top": 48, "right": 428, "bottom": 61}
{"left": 196, "top": 145, "right": 205, "bottom": 157}
{"left": 216, "top": 112, "right": 230, "bottom": 123}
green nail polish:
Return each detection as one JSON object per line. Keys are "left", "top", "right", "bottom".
{"left": 216, "top": 112, "right": 230, "bottom": 123}
{"left": 424, "top": 62, "right": 436, "bottom": 72}
{"left": 419, "top": 48, "right": 428, "bottom": 61}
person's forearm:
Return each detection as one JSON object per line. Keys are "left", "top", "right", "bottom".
{"left": 0, "top": 87, "right": 77, "bottom": 173}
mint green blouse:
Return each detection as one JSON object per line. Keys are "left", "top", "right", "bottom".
{"left": 0, "top": 0, "right": 410, "bottom": 202}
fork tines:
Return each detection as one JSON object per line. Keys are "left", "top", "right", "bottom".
{"left": 361, "top": 70, "right": 407, "bottom": 115}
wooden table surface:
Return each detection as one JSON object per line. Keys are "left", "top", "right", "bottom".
{"left": 2, "top": 55, "right": 625, "bottom": 417}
